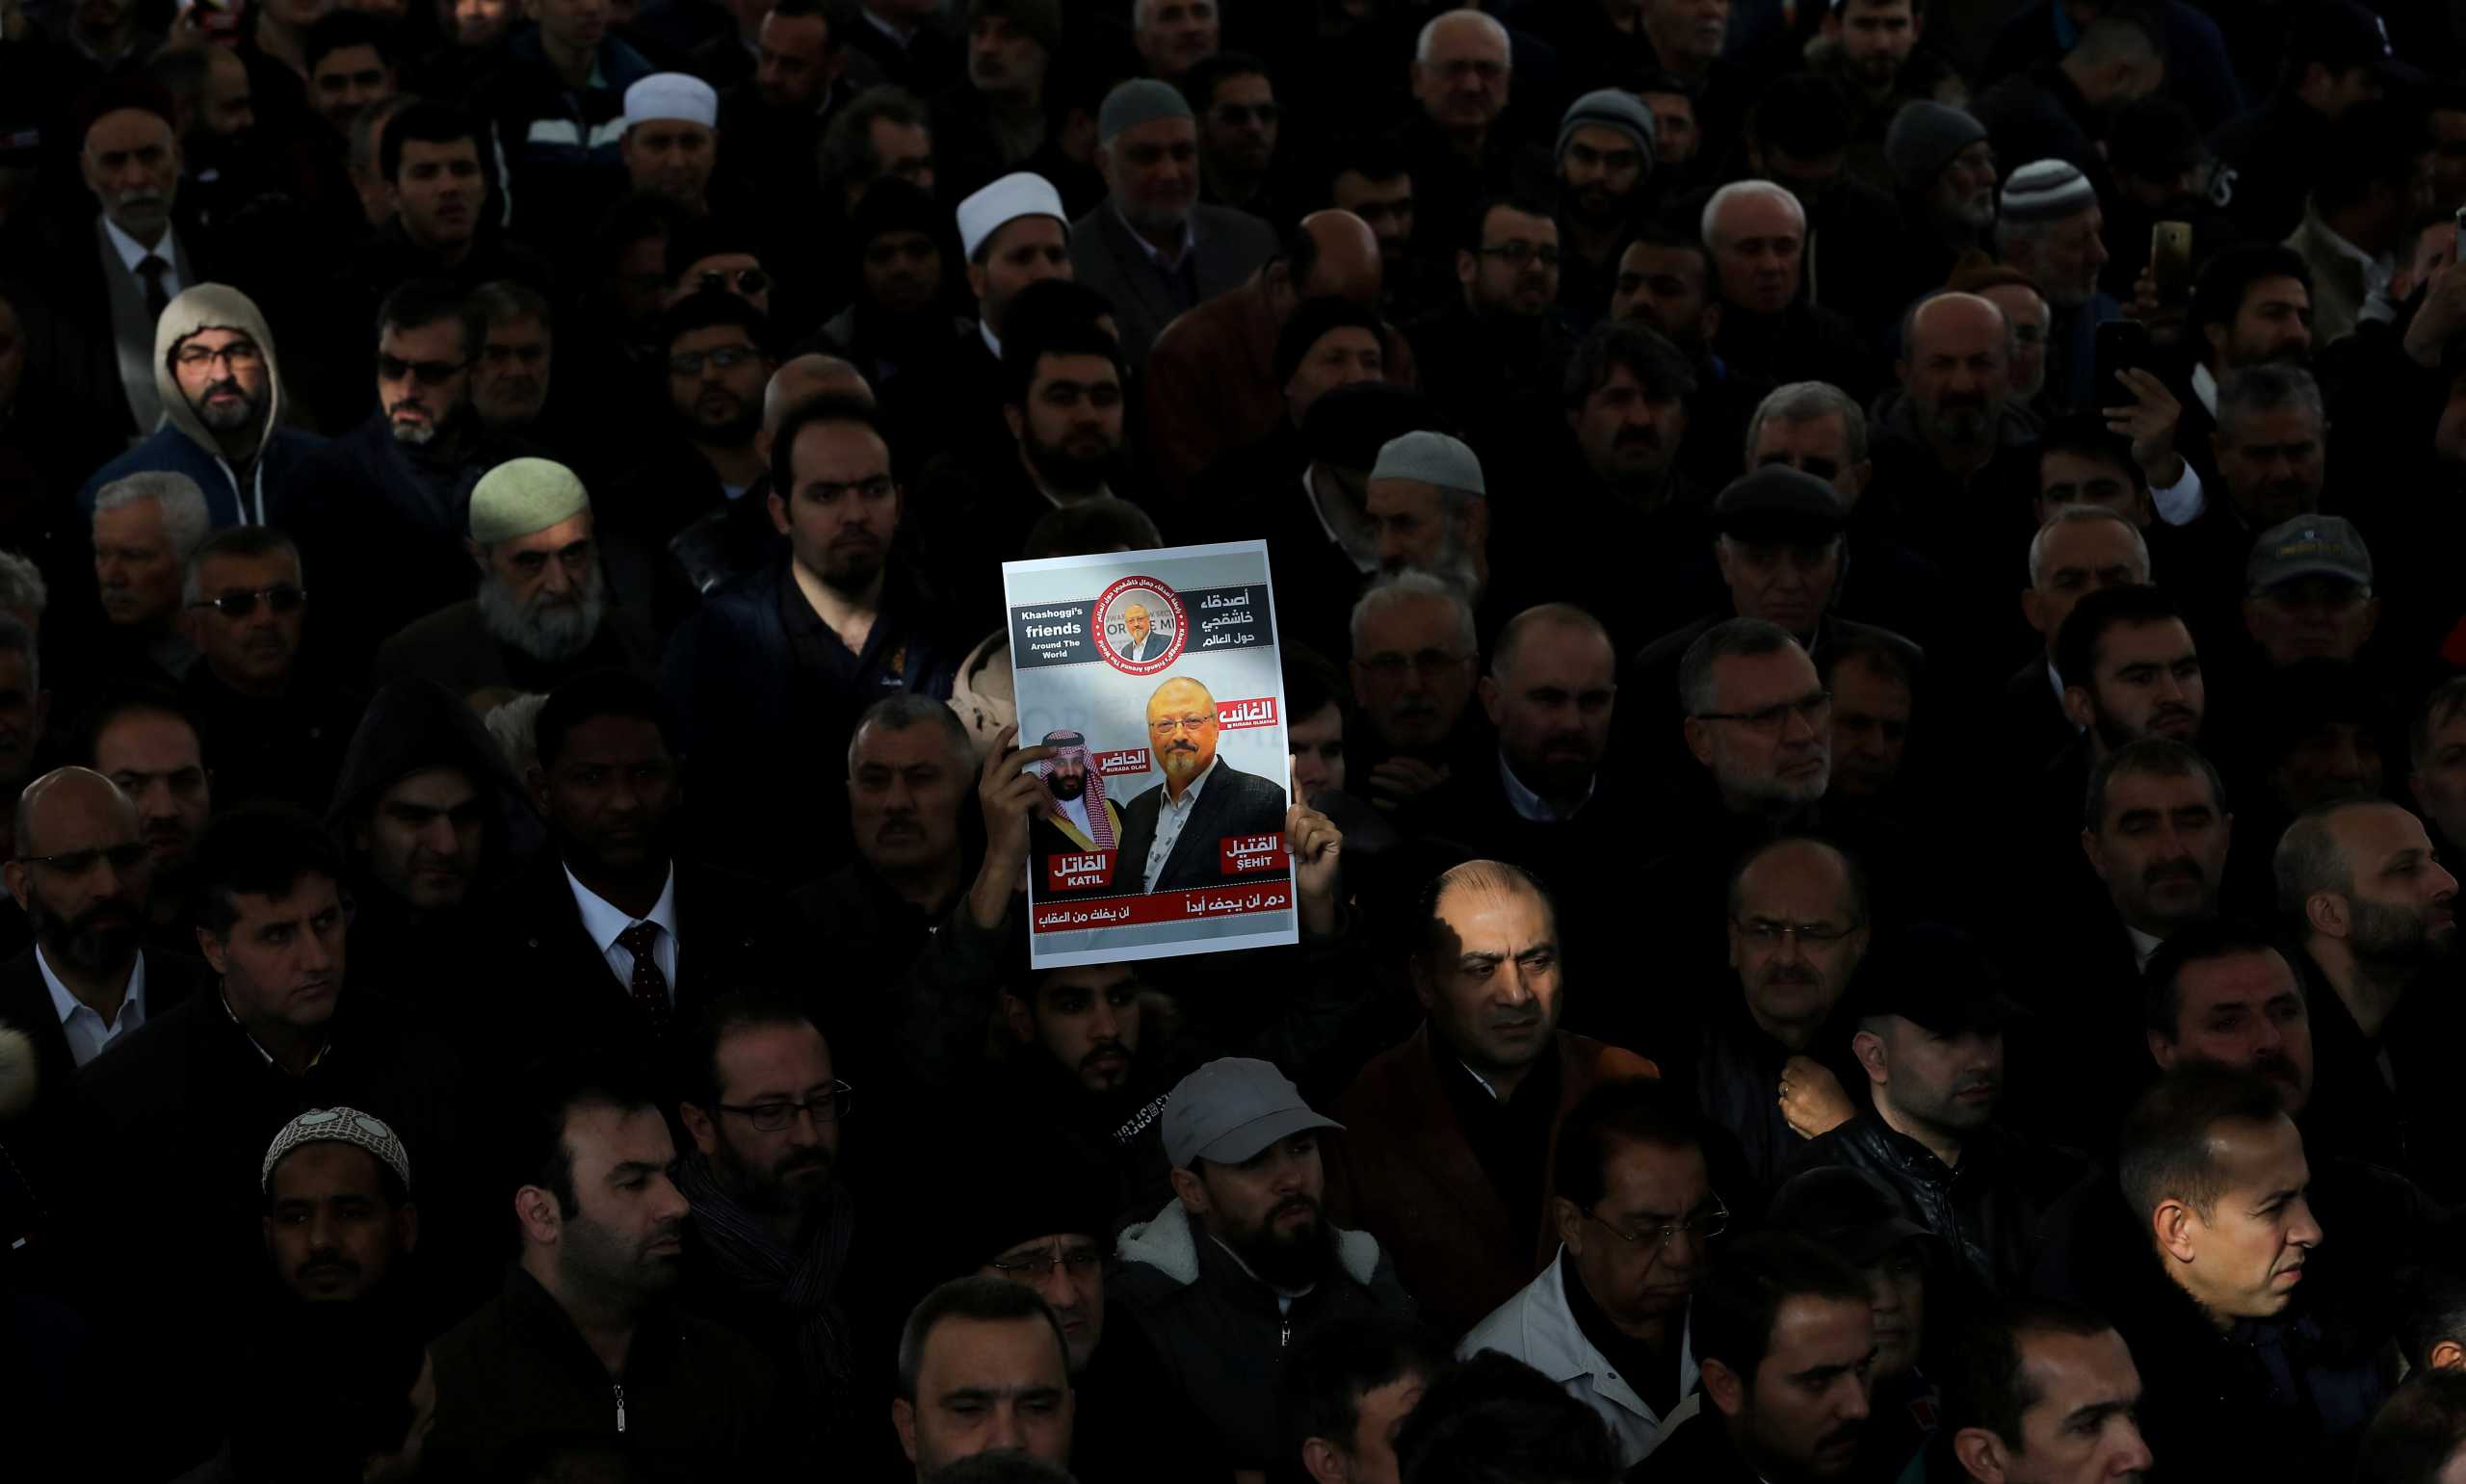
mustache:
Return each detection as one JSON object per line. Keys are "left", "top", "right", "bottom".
{"left": 1166, "top": 740, "right": 1198, "bottom": 753}
{"left": 1615, "top": 427, "right": 1664, "bottom": 450}
{"left": 1079, "top": 1038, "right": 1131, "bottom": 1069}
{"left": 2143, "top": 858, "right": 2204, "bottom": 887}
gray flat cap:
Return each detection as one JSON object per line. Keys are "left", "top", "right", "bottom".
{"left": 1371, "top": 430, "right": 1485, "bottom": 495}
{"left": 1099, "top": 78, "right": 1193, "bottom": 144}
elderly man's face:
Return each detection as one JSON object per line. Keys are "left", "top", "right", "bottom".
{"left": 1122, "top": 604, "right": 1151, "bottom": 644}
{"left": 1928, "top": 141, "right": 2000, "bottom": 232}
{"left": 1728, "top": 841, "right": 1868, "bottom": 1038}
{"left": 1709, "top": 194, "right": 1804, "bottom": 317}
{"left": 82, "top": 108, "right": 179, "bottom": 239}
{"left": 848, "top": 718, "right": 967, "bottom": 873}
{"left": 187, "top": 547, "right": 305, "bottom": 692}
{"left": 2214, "top": 404, "right": 2326, "bottom": 529}
{"left": 1105, "top": 116, "right": 1200, "bottom": 237}
{"left": 1351, "top": 595, "right": 1477, "bottom": 752}
{"left": 1751, "top": 413, "right": 1862, "bottom": 499}
{"left": 968, "top": 14, "right": 1050, "bottom": 97}
{"left": 1647, "top": 0, "right": 1730, "bottom": 68}
{"left": 1147, "top": 680, "right": 1221, "bottom": 786}
{"left": 1687, "top": 646, "right": 1832, "bottom": 810}
{"left": 1419, "top": 878, "right": 1565, "bottom": 1080}
{"left": 1717, "top": 536, "right": 1840, "bottom": 638}
{"left": 1981, "top": 283, "right": 2048, "bottom": 401}
{"left": 6, "top": 773, "right": 147, "bottom": 980}
{"left": 1367, "top": 479, "right": 1471, "bottom": 581}
{"left": 2243, "top": 577, "right": 2377, "bottom": 667}
{"left": 1411, "top": 14, "right": 1510, "bottom": 135}
{"left": 2011, "top": 207, "right": 2110, "bottom": 309}
{"left": 2025, "top": 517, "right": 2148, "bottom": 653}
{"left": 93, "top": 500, "right": 185, "bottom": 630}
{"left": 1902, "top": 298, "right": 2010, "bottom": 454}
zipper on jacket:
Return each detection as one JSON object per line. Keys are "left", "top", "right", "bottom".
{"left": 614, "top": 1383, "right": 627, "bottom": 1434}
{"left": 1280, "top": 1315, "right": 1292, "bottom": 1348}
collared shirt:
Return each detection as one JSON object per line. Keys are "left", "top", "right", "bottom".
{"left": 104, "top": 215, "right": 183, "bottom": 299}
{"left": 2312, "top": 213, "right": 2394, "bottom": 302}
{"left": 979, "top": 318, "right": 1003, "bottom": 359}
{"left": 566, "top": 863, "right": 682, "bottom": 998}
{"left": 1141, "top": 757, "right": 1220, "bottom": 891}
{"left": 2150, "top": 461, "right": 2205, "bottom": 527}
{"left": 221, "top": 987, "right": 328, "bottom": 1071}
{"left": 2191, "top": 362, "right": 2220, "bottom": 419}
{"left": 1499, "top": 754, "right": 1594, "bottom": 822}
{"left": 2129, "top": 925, "right": 2164, "bottom": 974}
{"left": 40, "top": 947, "right": 147, "bottom": 1067}
{"left": 1115, "top": 204, "right": 1198, "bottom": 273}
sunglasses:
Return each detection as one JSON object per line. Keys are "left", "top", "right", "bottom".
{"left": 190, "top": 583, "right": 306, "bottom": 619}
{"left": 696, "top": 268, "right": 771, "bottom": 297}
{"left": 376, "top": 353, "right": 468, "bottom": 386}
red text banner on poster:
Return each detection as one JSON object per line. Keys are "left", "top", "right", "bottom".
{"left": 1045, "top": 852, "right": 1115, "bottom": 892}
{"left": 1093, "top": 748, "right": 1151, "bottom": 774}
{"left": 1031, "top": 881, "right": 1296, "bottom": 933}
{"left": 1220, "top": 833, "right": 1288, "bottom": 874}
{"left": 1216, "top": 697, "right": 1278, "bottom": 730}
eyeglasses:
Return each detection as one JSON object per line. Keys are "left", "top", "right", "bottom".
{"left": 1358, "top": 648, "right": 1470, "bottom": 679}
{"left": 696, "top": 268, "right": 772, "bottom": 298}
{"left": 1585, "top": 1196, "right": 1730, "bottom": 1252}
{"left": 798, "top": 475, "right": 896, "bottom": 503}
{"left": 20, "top": 842, "right": 149, "bottom": 877}
{"left": 1476, "top": 241, "right": 1561, "bottom": 271}
{"left": 1693, "top": 690, "right": 1832, "bottom": 734}
{"left": 669, "top": 346, "right": 761, "bottom": 378}
{"left": 376, "top": 353, "right": 468, "bottom": 385}
{"left": 173, "top": 342, "right": 263, "bottom": 371}
{"left": 1732, "top": 917, "right": 1863, "bottom": 948}
{"left": 987, "top": 1244, "right": 1106, "bottom": 1278}
{"left": 1150, "top": 714, "right": 1215, "bottom": 736}
{"left": 190, "top": 583, "right": 305, "bottom": 619}
{"left": 715, "top": 1081, "right": 854, "bottom": 1132}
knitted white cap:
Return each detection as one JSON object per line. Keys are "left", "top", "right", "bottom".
{"left": 957, "top": 171, "right": 1067, "bottom": 261}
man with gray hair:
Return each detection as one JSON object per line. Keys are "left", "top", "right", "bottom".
{"left": 376, "top": 458, "right": 659, "bottom": 698}
{"left": 1068, "top": 78, "right": 1277, "bottom": 366}
{"left": 2274, "top": 795, "right": 2461, "bottom": 1197}
{"left": 1745, "top": 380, "right": 1872, "bottom": 507}
{"left": 1701, "top": 180, "right": 1875, "bottom": 399}
{"left": 1349, "top": 571, "right": 1484, "bottom": 812}
{"left": 1366, "top": 430, "right": 1488, "bottom": 607}
{"left": 92, "top": 469, "right": 210, "bottom": 686}
{"left": 1132, "top": 0, "right": 1218, "bottom": 85}
{"left": 1994, "top": 159, "right": 2121, "bottom": 409}
{"left": 1679, "top": 617, "right": 1833, "bottom": 823}
{"left": 2211, "top": 364, "right": 2327, "bottom": 532}
{"left": 1399, "top": 9, "right": 1519, "bottom": 256}
{"left": 2004, "top": 503, "right": 2152, "bottom": 767}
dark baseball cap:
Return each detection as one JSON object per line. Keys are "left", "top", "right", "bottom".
{"left": 1850, "top": 924, "right": 2026, "bottom": 1036}
{"left": 1767, "top": 1167, "right": 1938, "bottom": 1267}
{"left": 2290, "top": 1, "right": 2424, "bottom": 86}
{"left": 1713, "top": 465, "right": 1848, "bottom": 544}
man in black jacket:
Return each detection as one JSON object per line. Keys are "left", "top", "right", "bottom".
{"left": 426, "top": 1054, "right": 778, "bottom": 1480}
{"left": 1791, "top": 924, "right": 2088, "bottom": 1293}
{"left": 1115, "top": 675, "right": 1287, "bottom": 896}
{"left": 487, "top": 669, "right": 793, "bottom": 1060}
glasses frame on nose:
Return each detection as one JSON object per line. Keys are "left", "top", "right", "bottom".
{"left": 189, "top": 583, "right": 307, "bottom": 620}
{"left": 1584, "top": 1195, "right": 1732, "bottom": 1253}
{"left": 172, "top": 342, "right": 265, "bottom": 373}
{"left": 1693, "top": 690, "right": 1834, "bottom": 735}
{"left": 669, "top": 346, "right": 762, "bottom": 378}
{"left": 986, "top": 1244, "right": 1107, "bottom": 1279}
{"left": 1731, "top": 916, "right": 1864, "bottom": 948}
{"left": 1475, "top": 241, "right": 1561, "bottom": 271}
{"left": 713, "top": 1080, "right": 855, "bottom": 1133}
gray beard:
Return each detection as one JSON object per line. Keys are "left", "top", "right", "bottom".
{"left": 476, "top": 566, "right": 607, "bottom": 663}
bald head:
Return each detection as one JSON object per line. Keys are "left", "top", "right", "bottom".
{"left": 1728, "top": 836, "right": 1863, "bottom": 920}
{"left": 15, "top": 767, "right": 140, "bottom": 861}
{"left": 1901, "top": 292, "right": 2011, "bottom": 452}
{"left": 1905, "top": 292, "right": 2009, "bottom": 361}
{"left": 763, "top": 354, "right": 877, "bottom": 432}
{"left": 1295, "top": 210, "right": 1383, "bottom": 307}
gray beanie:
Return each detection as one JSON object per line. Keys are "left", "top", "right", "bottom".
{"left": 1883, "top": 101, "right": 1987, "bottom": 194}
{"left": 1557, "top": 89, "right": 1657, "bottom": 172}
{"left": 1099, "top": 78, "right": 1193, "bottom": 144}
{"left": 1371, "top": 430, "right": 1485, "bottom": 496}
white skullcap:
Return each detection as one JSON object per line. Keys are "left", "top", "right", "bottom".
{"left": 958, "top": 171, "right": 1067, "bottom": 261}
{"left": 261, "top": 1106, "right": 413, "bottom": 1195}
{"left": 470, "top": 457, "right": 591, "bottom": 544}
{"left": 1371, "top": 430, "right": 1485, "bottom": 495}
{"left": 624, "top": 73, "right": 719, "bottom": 130}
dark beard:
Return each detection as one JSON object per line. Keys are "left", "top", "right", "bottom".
{"left": 25, "top": 891, "right": 142, "bottom": 978}
{"left": 1230, "top": 1200, "right": 1333, "bottom": 1289}
{"left": 1023, "top": 432, "right": 1118, "bottom": 499}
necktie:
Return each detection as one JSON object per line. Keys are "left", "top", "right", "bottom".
{"left": 616, "top": 920, "right": 670, "bottom": 1033}
{"left": 137, "top": 254, "right": 171, "bottom": 324}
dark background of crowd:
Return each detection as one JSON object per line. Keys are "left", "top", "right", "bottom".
{"left": 4, "top": 0, "right": 2466, "bottom": 1479}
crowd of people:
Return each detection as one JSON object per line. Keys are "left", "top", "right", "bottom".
{"left": 3, "top": 0, "right": 2466, "bottom": 1479}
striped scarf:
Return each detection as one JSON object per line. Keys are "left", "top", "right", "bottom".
{"left": 673, "top": 1152, "right": 857, "bottom": 1413}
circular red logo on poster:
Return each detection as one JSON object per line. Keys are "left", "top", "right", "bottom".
{"left": 1091, "top": 576, "right": 1188, "bottom": 675}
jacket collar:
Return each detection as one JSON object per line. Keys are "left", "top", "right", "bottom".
{"left": 1115, "top": 1198, "right": 1382, "bottom": 1291}
{"left": 1500, "top": 1249, "right": 1697, "bottom": 1418}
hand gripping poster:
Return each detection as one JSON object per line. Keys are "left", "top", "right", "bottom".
{"left": 1004, "top": 540, "right": 1296, "bottom": 968}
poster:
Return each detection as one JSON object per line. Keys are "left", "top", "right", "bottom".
{"left": 1004, "top": 539, "right": 1296, "bottom": 968}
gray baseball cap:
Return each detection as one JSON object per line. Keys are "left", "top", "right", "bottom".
{"left": 1162, "top": 1057, "right": 1343, "bottom": 1168}
{"left": 2247, "top": 515, "right": 2373, "bottom": 591}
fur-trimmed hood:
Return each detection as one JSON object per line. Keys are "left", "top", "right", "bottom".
{"left": 1115, "top": 1199, "right": 1383, "bottom": 1289}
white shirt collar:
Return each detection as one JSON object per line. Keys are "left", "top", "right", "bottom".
{"left": 2191, "top": 362, "right": 2219, "bottom": 419}
{"left": 2128, "top": 925, "right": 2165, "bottom": 973}
{"left": 1498, "top": 753, "right": 1593, "bottom": 822}
{"left": 102, "top": 215, "right": 172, "bottom": 275}
{"left": 2311, "top": 211, "right": 2393, "bottom": 290}
{"left": 1115, "top": 203, "right": 1197, "bottom": 272}
{"left": 39, "top": 945, "right": 145, "bottom": 1030}
{"left": 564, "top": 863, "right": 681, "bottom": 955}
{"left": 1163, "top": 756, "right": 1219, "bottom": 812}
{"left": 979, "top": 318, "right": 1003, "bottom": 358}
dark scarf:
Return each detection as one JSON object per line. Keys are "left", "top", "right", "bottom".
{"left": 673, "top": 1151, "right": 858, "bottom": 1396}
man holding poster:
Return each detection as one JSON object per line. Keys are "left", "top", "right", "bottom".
{"left": 1118, "top": 676, "right": 1291, "bottom": 894}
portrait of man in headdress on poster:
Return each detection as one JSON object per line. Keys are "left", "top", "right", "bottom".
{"left": 1030, "top": 728, "right": 1125, "bottom": 895}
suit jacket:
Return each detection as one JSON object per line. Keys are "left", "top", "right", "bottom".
{"left": 1066, "top": 199, "right": 1278, "bottom": 368}
{"left": 481, "top": 850, "right": 796, "bottom": 1064}
{"left": 1112, "top": 761, "right": 1288, "bottom": 895}
{"left": 1330, "top": 1026, "right": 1660, "bottom": 1337}
{"left": 0, "top": 945, "right": 205, "bottom": 1105}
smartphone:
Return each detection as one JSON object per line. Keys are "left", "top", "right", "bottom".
{"left": 2094, "top": 319, "right": 2151, "bottom": 402}
{"left": 2151, "top": 221, "right": 2193, "bottom": 305}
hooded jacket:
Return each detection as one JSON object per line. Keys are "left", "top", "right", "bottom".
{"left": 77, "top": 283, "right": 326, "bottom": 527}
{"left": 1109, "top": 1200, "right": 1412, "bottom": 1470}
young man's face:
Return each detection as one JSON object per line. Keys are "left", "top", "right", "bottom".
{"left": 896, "top": 1315, "right": 1074, "bottom": 1474}
{"left": 358, "top": 766, "right": 485, "bottom": 912}
{"left": 311, "top": 44, "right": 394, "bottom": 134}
{"left": 1731, "top": 1294, "right": 1875, "bottom": 1480}
{"left": 264, "top": 1141, "right": 414, "bottom": 1303}
{"left": 1008, "top": 963, "right": 1143, "bottom": 1092}
{"left": 2153, "top": 950, "right": 2313, "bottom": 1116}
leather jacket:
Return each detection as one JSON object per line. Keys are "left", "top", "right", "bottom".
{"left": 1788, "top": 1110, "right": 2089, "bottom": 1293}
